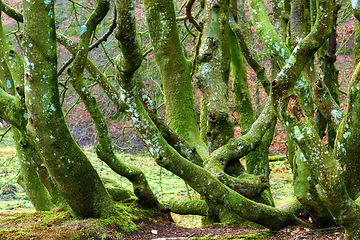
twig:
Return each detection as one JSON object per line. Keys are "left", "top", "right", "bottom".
{"left": 66, "top": 0, "right": 94, "bottom": 11}
{"left": 336, "top": 30, "right": 355, "bottom": 57}
{"left": 0, "top": 163, "right": 19, "bottom": 191}
{"left": 142, "top": 47, "right": 153, "bottom": 59}
{"left": 176, "top": 15, "right": 188, "bottom": 21}
{"left": 89, "top": 10, "right": 117, "bottom": 51}
{"left": 186, "top": 0, "right": 202, "bottom": 32}
{"left": 338, "top": 88, "right": 347, "bottom": 95}
{"left": 121, "top": 125, "right": 133, "bottom": 150}
{"left": 185, "top": 182, "right": 192, "bottom": 200}
{"left": 65, "top": 96, "right": 81, "bottom": 117}
{"left": 191, "top": 32, "right": 202, "bottom": 76}
{"left": 0, "top": 127, "right": 11, "bottom": 143}
{"left": 100, "top": 41, "right": 116, "bottom": 69}
{"left": 269, "top": 155, "right": 287, "bottom": 162}
{"left": 58, "top": 56, "right": 75, "bottom": 77}
{"left": 113, "top": 142, "right": 130, "bottom": 151}
{"left": 183, "top": 21, "right": 197, "bottom": 38}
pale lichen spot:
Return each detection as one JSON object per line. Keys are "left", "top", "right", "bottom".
{"left": 79, "top": 25, "right": 87, "bottom": 35}
{"left": 293, "top": 126, "right": 304, "bottom": 141}
{"left": 343, "top": 131, "right": 351, "bottom": 139}
{"left": 50, "top": 104, "right": 56, "bottom": 111}
{"left": 6, "top": 80, "right": 12, "bottom": 89}
{"left": 331, "top": 109, "right": 343, "bottom": 125}
{"left": 351, "top": 0, "right": 360, "bottom": 9}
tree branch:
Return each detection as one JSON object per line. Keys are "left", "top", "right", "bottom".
{"left": 249, "top": 0, "right": 314, "bottom": 119}
{"left": 311, "top": 79, "right": 343, "bottom": 127}
{"left": 70, "top": 0, "right": 110, "bottom": 74}
{"left": 186, "top": 0, "right": 202, "bottom": 32}
{"left": 229, "top": 14, "right": 270, "bottom": 94}
{"left": 1, "top": 1, "right": 23, "bottom": 22}
{"left": 56, "top": 33, "right": 127, "bottom": 111}
{"left": 204, "top": 100, "right": 275, "bottom": 197}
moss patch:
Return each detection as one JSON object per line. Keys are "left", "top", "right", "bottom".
{"left": 0, "top": 201, "right": 157, "bottom": 239}
{"left": 191, "top": 232, "right": 274, "bottom": 240}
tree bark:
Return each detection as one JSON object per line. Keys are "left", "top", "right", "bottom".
{"left": 22, "top": 0, "right": 113, "bottom": 218}
{"left": 143, "top": 0, "right": 207, "bottom": 159}
{"left": 197, "top": 0, "right": 233, "bottom": 153}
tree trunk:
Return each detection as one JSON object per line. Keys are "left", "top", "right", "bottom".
{"left": 197, "top": 0, "right": 233, "bottom": 153}
{"left": 143, "top": 0, "right": 208, "bottom": 159}
{"left": 22, "top": 0, "right": 113, "bottom": 218}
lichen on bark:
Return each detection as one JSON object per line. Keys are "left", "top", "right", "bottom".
{"left": 143, "top": 0, "right": 207, "bottom": 159}
{"left": 197, "top": 0, "right": 233, "bottom": 153}
{"left": 22, "top": 0, "right": 114, "bottom": 218}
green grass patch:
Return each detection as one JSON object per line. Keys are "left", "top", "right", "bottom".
{"left": 269, "top": 160, "right": 294, "bottom": 206}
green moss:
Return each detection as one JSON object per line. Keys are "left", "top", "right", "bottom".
{"left": 40, "top": 210, "right": 71, "bottom": 221}
{"left": 0, "top": 202, "right": 159, "bottom": 239}
{"left": 99, "top": 202, "right": 156, "bottom": 232}
{"left": 191, "top": 232, "right": 273, "bottom": 240}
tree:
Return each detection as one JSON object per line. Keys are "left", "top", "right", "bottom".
{"left": 1, "top": 0, "right": 360, "bottom": 238}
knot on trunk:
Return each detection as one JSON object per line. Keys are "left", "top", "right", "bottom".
{"left": 288, "top": 95, "right": 305, "bottom": 122}
{"left": 197, "top": 37, "right": 218, "bottom": 62}
{"left": 208, "top": 108, "right": 228, "bottom": 123}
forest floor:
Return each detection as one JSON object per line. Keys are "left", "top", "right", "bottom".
{"left": 0, "top": 0, "right": 356, "bottom": 239}
{"left": 0, "top": 207, "right": 345, "bottom": 240}
{"left": 0, "top": 146, "right": 345, "bottom": 239}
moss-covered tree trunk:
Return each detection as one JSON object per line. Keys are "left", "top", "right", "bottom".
{"left": 118, "top": 68, "right": 309, "bottom": 230}
{"left": 143, "top": 0, "right": 207, "bottom": 159}
{"left": 197, "top": 0, "right": 233, "bottom": 153}
{"left": 22, "top": 0, "right": 113, "bottom": 218}
{"left": 0, "top": 3, "right": 57, "bottom": 210}
{"left": 271, "top": 0, "right": 360, "bottom": 237}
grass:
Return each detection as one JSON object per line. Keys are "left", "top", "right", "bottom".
{"left": 0, "top": 128, "right": 295, "bottom": 228}
{"left": 0, "top": 129, "right": 33, "bottom": 210}
{"left": 269, "top": 161, "right": 294, "bottom": 206}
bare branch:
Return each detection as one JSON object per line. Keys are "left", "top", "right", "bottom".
{"left": 186, "top": 0, "right": 203, "bottom": 32}
{"left": 1, "top": 1, "right": 23, "bottom": 22}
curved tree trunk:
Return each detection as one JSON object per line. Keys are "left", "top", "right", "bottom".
{"left": 143, "top": 0, "right": 208, "bottom": 159}
{"left": 22, "top": 0, "right": 114, "bottom": 218}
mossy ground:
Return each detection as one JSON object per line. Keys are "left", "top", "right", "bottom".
{"left": 0, "top": 201, "right": 157, "bottom": 240}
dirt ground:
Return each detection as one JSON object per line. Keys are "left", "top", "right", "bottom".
{"left": 0, "top": 209, "right": 345, "bottom": 240}
{"left": 121, "top": 219, "right": 344, "bottom": 240}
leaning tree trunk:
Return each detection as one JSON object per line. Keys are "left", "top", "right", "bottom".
{"left": 0, "top": 5, "right": 58, "bottom": 210}
{"left": 332, "top": 2, "right": 360, "bottom": 200}
{"left": 22, "top": 0, "right": 114, "bottom": 218}
{"left": 143, "top": 0, "right": 208, "bottom": 159}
